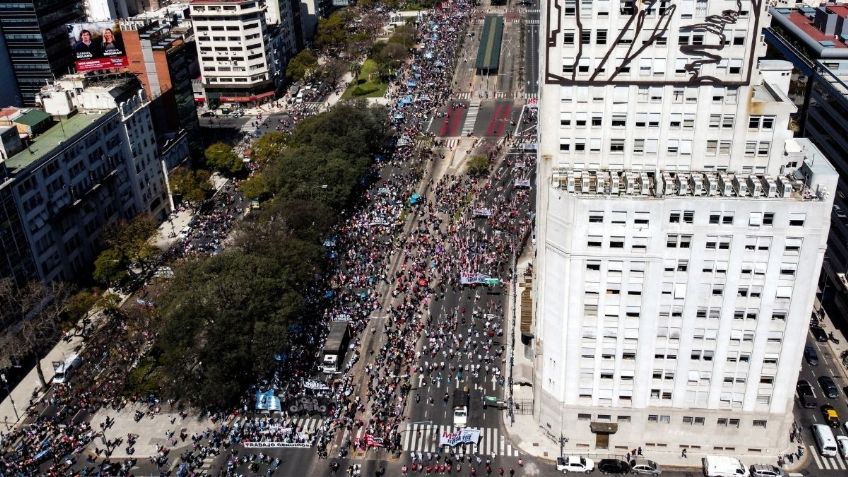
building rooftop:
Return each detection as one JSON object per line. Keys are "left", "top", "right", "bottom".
{"left": 14, "top": 109, "right": 51, "bottom": 127}
{"left": 551, "top": 141, "right": 836, "bottom": 202}
{"left": 5, "top": 112, "right": 108, "bottom": 173}
{"left": 770, "top": 5, "right": 848, "bottom": 57}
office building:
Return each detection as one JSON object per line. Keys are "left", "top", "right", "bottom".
{"left": 0, "top": 74, "right": 168, "bottom": 284}
{"left": 765, "top": 3, "right": 848, "bottom": 327}
{"left": 534, "top": 0, "right": 836, "bottom": 458}
{"left": 121, "top": 17, "right": 200, "bottom": 136}
{"left": 0, "top": 0, "right": 84, "bottom": 106}
{"left": 190, "top": 0, "right": 278, "bottom": 105}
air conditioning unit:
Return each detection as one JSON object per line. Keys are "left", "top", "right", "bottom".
{"left": 691, "top": 174, "right": 704, "bottom": 196}
{"left": 597, "top": 171, "right": 609, "bottom": 194}
{"left": 777, "top": 176, "right": 792, "bottom": 198}
{"left": 764, "top": 177, "right": 778, "bottom": 198}
{"left": 640, "top": 173, "right": 651, "bottom": 195}
{"left": 746, "top": 175, "right": 763, "bottom": 197}
{"left": 663, "top": 172, "right": 676, "bottom": 196}
{"left": 733, "top": 175, "right": 748, "bottom": 196}
{"left": 718, "top": 173, "right": 733, "bottom": 196}
{"left": 704, "top": 173, "right": 719, "bottom": 196}
{"left": 677, "top": 174, "right": 690, "bottom": 195}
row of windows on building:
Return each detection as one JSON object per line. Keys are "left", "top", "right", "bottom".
{"left": 562, "top": 112, "right": 774, "bottom": 131}
{"left": 560, "top": 138, "right": 772, "bottom": 156}
{"left": 562, "top": 28, "right": 748, "bottom": 47}
{"left": 562, "top": 56, "right": 746, "bottom": 76}
{"left": 587, "top": 210, "right": 803, "bottom": 227}
{"left": 561, "top": 84, "right": 740, "bottom": 104}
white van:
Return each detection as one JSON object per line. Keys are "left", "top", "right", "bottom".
{"left": 702, "top": 455, "right": 749, "bottom": 477}
{"left": 812, "top": 423, "right": 838, "bottom": 457}
{"left": 52, "top": 353, "right": 81, "bottom": 384}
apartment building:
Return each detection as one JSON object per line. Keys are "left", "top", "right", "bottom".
{"left": 534, "top": 0, "right": 837, "bottom": 459}
{"left": 764, "top": 3, "right": 848, "bottom": 330}
{"left": 0, "top": 74, "right": 167, "bottom": 284}
{"left": 190, "top": 0, "right": 279, "bottom": 104}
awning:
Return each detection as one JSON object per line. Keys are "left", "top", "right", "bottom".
{"left": 590, "top": 422, "right": 618, "bottom": 434}
{"left": 193, "top": 97, "right": 206, "bottom": 103}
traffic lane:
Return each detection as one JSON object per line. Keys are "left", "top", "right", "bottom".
{"left": 221, "top": 445, "right": 321, "bottom": 476}
{"left": 798, "top": 333, "right": 848, "bottom": 431}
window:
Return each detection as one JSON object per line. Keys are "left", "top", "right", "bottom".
{"left": 669, "top": 211, "right": 681, "bottom": 223}
{"left": 581, "top": 30, "right": 592, "bottom": 44}
{"left": 578, "top": 413, "right": 592, "bottom": 420}
{"left": 589, "top": 212, "right": 604, "bottom": 223}
{"left": 612, "top": 113, "right": 626, "bottom": 127}
{"left": 789, "top": 213, "right": 806, "bottom": 227}
{"left": 564, "top": 30, "right": 575, "bottom": 44}
{"left": 753, "top": 420, "right": 767, "bottom": 428}
{"left": 597, "top": 29, "right": 607, "bottom": 44}
{"left": 763, "top": 212, "right": 774, "bottom": 225}
{"left": 610, "top": 139, "right": 625, "bottom": 153}
{"left": 683, "top": 211, "right": 694, "bottom": 224}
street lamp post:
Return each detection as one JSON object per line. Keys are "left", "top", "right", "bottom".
{"left": 0, "top": 373, "right": 19, "bottom": 427}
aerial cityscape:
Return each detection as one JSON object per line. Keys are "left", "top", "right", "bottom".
{"left": 0, "top": 0, "right": 848, "bottom": 475}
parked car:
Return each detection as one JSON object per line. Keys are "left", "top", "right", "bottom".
{"left": 597, "top": 459, "right": 629, "bottom": 474}
{"left": 812, "top": 326, "right": 829, "bottom": 342}
{"left": 749, "top": 464, "right": 785, "bottom": 477}
{"left": 819, "top": 375, "right": 840, "bottom": 399}
{"left": 837, "top": 435, "right": 848, "bottom": 458}
{"left": 556, "top": 456, "right": 594, "bottom": 473}
{"left": 629, "top": 458, "right": 662, "bottom": 475}
{"left": 821, "top": 404, "right": 840, "bottom": 428}
{"left": 804, "top": 345, "right": 819, "bottom": 366}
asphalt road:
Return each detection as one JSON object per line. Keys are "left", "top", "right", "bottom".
{"left": 794, "top": 329, "right": 848, "bottom": 474}
{"left": 523, "top": 0, "right": 540, "bottom": 96}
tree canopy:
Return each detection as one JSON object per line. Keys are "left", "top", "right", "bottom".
{"left": 169, "top": 167, "right": 212, "bottom": 208}
{"left": 315, "top": 12, "right": 347, "bottom": 51}
{"left": 150, "top": 101, "right": 392, "bottom": 408}
{"left": 204, "top": 143, "right": 245, "bottom": 176}
{"left": 286, "top": 49, "right": 318, "bottom": 82}
{"left": 93, "top": 215, "right": 159, "bottom": 285}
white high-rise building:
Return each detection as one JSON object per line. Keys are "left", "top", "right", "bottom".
{"left": 190, "top": 0, "right": 277, "bottom": 103}
{"left": 534, "top": 0, "right": 837, "bottom": 459}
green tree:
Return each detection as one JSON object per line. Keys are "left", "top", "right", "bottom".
{"left": 251, "top": 132, "right": 288, "bottom": 165}
{"left": 204, "top": 143, "right": 244, "bottom": 176}
{"left": 315, "top": 12, "right": 347, "bottom": 51}
{"left": 63, "top": 290, "right": 99, "bottom": 325}
{"left": 93, "top": 247, "right": 128, "bottom": 285}
{"left": 240, "top": 173, "right": 268, "bottom": 201}
{"left": 286, "top": 49, "right": 318, "bottom": 81}
{"left": 466, "top": 155, "right": 490, "bottom": 176}
{"left": 170, "top": 167, "right": 212, "bottom": 208}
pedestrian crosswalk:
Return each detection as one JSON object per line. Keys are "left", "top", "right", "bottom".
{"left": 441, "top": 138, "right": 460, "bottom": 148}
{"left": 454, "top": 92, "right": 473, "bottom": 100}
{"left": 807, "top": 444, "right": 848, "bottom": 470}
{"left": 233, "top": 415, "right": 327, "bottom": 433}
{"left": 524, "top": 93, "right": 538, "bottom": 100}
{"left": 461, "top": 103, "right": 480, "bottom": 136}
{"left": 402, "top": 424, "right": 520, "bottom": 457}
{"left": 526, "top": 19, "right": 540, "bottom": 25}
{"left": 494, "top": 91, "right": 508, "bottom": 99}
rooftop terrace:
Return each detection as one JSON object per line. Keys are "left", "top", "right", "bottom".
{"left": 5, "top": 112, "right": 108, "bottom": 174}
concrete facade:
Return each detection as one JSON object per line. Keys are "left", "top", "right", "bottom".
{"left": 190, "top": 0, "right": 278, "bottom": 103}
{"left": 534, "top": 0, "right": 838, "bottom": 460}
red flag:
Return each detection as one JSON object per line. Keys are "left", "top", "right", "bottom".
{"left": 364, "top": 434, "right": 384, "bottom": 447}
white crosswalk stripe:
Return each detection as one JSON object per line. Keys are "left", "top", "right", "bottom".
{"left": 461, "top": 103, "right": 480, "bottom": 136}
{"left": 402, "top": 423, "right": 519, "bottom": 456}
{"left": 454, "top": 92, "right": 472, "bottom": 100}
{"left": 806, "top": 444, "right": 848, "bottom": 470}
{"left": 441, "top": 138, "right": 459, "bottom": 148}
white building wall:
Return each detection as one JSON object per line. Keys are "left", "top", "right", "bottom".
{"left": 191, "top": 0, "right": 273, "bottom": 89}
{"left": 534, "top": 0, "right": 838, "bottom": 460}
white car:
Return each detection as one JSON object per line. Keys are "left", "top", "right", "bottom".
{"left": 837, "top": 435, "right": 848, "bottom": 458}
{"left": 556, "top": 456, "right": 594, "bottom": 473}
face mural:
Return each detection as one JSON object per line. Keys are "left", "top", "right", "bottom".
{"left": 544, "top": 0, "right": 763, "bottom": 86}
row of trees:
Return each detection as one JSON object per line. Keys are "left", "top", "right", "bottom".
{"left": 151, "top": 101, "right": 393, "bottom": 408}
